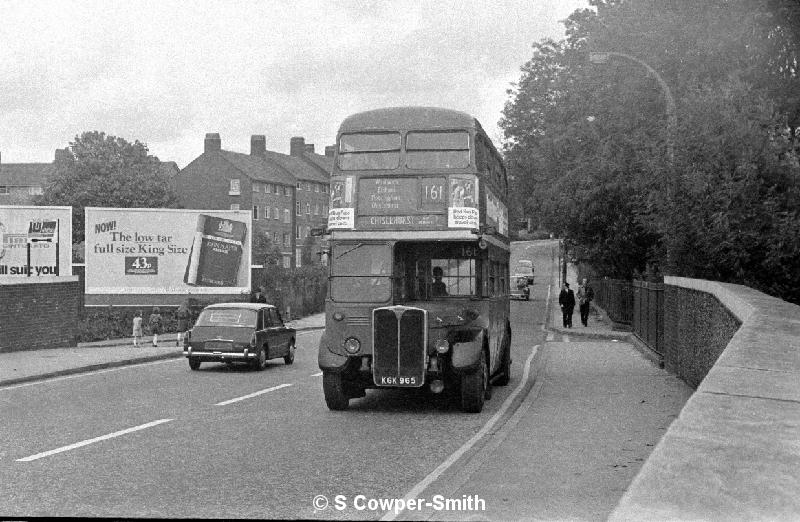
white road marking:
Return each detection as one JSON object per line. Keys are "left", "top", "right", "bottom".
{"left": 214, "top": 383, "right": 293, "bottom": 406}
{"left": 310, "top": 372, "right": 323, "bottom": 377}
{"left": 0, "top": 358, "right": 179, "bottom": 392}
{"left": 564, "top": 335, "right": 570, "bottom": 343}
{"left": 381, "top": 344, "right": 541, "bottom": 522}
{"left": 16, "top": 418, "right": 173, "bottom": 462}
{"left": 546, "top": 332, "right": 554, "bottom": 341}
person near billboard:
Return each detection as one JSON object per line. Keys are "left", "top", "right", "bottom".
{"left": 176, "top": 300, "right": 191, "bottom": 346}
{"left": 132, "top": 310, "right": 143, "bottom": 347}
{"left": 149, "top": 307, "right": 163, "bottom": 347}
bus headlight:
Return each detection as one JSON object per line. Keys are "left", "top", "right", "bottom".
{"left": 435, "top": 339, "right": 450, "bottom": 354}
{"left": 343, "top": 337, "right": 361, "bottom": 354}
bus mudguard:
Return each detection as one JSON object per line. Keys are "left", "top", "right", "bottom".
{"left": 450, "top": 328, "right": 486, "bottom": 374}
{"left": 318, "top": 333, "right": 349, "bottom": 371}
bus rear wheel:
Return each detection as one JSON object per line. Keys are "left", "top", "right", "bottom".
{"left": 460, "top": 353, "right": 489, "bottom": 413}
{"left": 323, "top": 371, "right": 350, "bottom": 411}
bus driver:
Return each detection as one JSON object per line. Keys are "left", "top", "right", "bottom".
{"left": 432, "top": 266, "right": 447, "bottom": 296}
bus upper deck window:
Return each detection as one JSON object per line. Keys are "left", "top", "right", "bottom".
{"left": 406, "top": 131, "right": 470, "bottom": 169}
{"left": 338, "top": 133, "right": 401, "bottom": 170}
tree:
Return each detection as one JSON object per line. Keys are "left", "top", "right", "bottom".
{"left": 35, "top": 131, "right": 180, "bottom": 242}
{"left": 501, "top": 0, "right": 800, "bottom": 303}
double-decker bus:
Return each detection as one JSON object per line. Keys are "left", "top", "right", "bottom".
{"left": 318, "top": 107, "right": 511, "bottom": 413}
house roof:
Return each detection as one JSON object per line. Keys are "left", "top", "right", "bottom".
{"left": 299, "top": 152, "right": 333, "bottom": 180}
{"left": 219, "top": 150, "right": 296, "bottom": 186}
{"left": 159, "top": 161, "right": 179, "bottom": 177}
{"left": 0, "top": 163, "right": 55, "bottom": 186}
{"left": 263, "top": 150, "right": 331, "bottom": 184}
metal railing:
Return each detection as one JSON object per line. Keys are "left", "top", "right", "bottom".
{"left": 595, "top": 278, "right": 633, "bottom": 325}
{"left": 633, "top": 280, "right": 665, "bottom": 356}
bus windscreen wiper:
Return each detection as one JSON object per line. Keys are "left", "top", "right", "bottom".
{"left": 335, "top": 243, "right": 364, "bottom": 259}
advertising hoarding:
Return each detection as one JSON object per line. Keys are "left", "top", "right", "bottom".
{"left": 0, "top": 206, "right": 72, "bottom": 280}
{"left": 85, "top": 208, "right": 251, "bottom": 294}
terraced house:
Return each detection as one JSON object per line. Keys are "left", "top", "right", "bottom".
{"left": 172, "top": 134, "right": 332, "bottom": 269}
{"left": 0, "top": 150, "right": 57, "bottom": 205}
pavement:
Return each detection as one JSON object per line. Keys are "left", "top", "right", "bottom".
{"left": 0, "top": 313, "right": 326, "bottom": 388}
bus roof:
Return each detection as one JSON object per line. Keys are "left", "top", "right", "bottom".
{"left": 339, "top": 107, "right": 484, "bottom": 134}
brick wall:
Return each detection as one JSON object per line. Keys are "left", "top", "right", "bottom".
{"left": 0, "top": 276, "right": 81, "bottom": 352}
{"left": 663, "top": 285, "right": 741, "bottom": 388}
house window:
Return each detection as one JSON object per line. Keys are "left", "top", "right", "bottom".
{"left": 229, "top": 179, "right": 240, "bottom": 195}
{"left": 284, "top": 209, "right": 290, "bottom": 223}
{"left": 296, "top": 201, "right": 301, "bottom": 216}
{"left": 274, "top": 207, "right": 280, "bottom": 220}
{"left": 283, "top": 254, "right": 291, "bottom": 269}
{"left": 296, "top": 182, "right": 302, "bottom": 189}
{"left": 0, "top": 186, "right": 9, "bottom": 195}
{"left": 295, "top": 225, "right": 300, "bottom": 239}
{"left": 264, "top": 206, "right": 270, "bottom": 219}
{"left": 230, "top": 203, "right": 240, "bottom": 210}
{"left": 284, "top": 186, "right": 291, "bottom": 197}
{"left": 323, "top": 204, "right": 328, "bottom": 215}
{"left": 252, "top": 183, "right": 260, "bottom": 192}
{"left": 296, "top": 248, "right": 302, "bottom": 267}
{"left": 283, "top": 233, "right": 289, "bottom": 246}
{"left": 273, "top": 231, "right": 278, "bottom": 243}
{"left": 252, "top": 205, "right": 259, "bottom": 220}
{"left": 306, "top": 182, "right": 311, "bottom": 192}
{"left": 266, "top": 183, "right": 271, "bottom": 193}
{"left": 274, "top": 185, "right": 280, "bottom": 195}
{"left": 314, "top": 203, "right": 319, "bottom": 215}
{"left": 305, "top": 202, "right": 310, "bottom": 214}
{"left": 28, "top": 186, "right": 43, "bottom": 195}
{"left": 315, "top": 184, "right": 320, "bottom": 193}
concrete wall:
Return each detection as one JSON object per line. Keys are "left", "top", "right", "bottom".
{"left": 0, "top": 276, "right": 81, "bottom": 352}
{"left": 611, "top": 277, "right": 800, "bottom": 521}
{"left": 663, "top": 285, "right": 741, "bottom": 388}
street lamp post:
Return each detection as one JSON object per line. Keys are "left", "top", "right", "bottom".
{"left": 589, "top": 51, "right": 676, "bottom": 165}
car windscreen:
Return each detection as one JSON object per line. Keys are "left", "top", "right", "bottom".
{"left": 195, "top": 309, "right": 257, "bottom": 327}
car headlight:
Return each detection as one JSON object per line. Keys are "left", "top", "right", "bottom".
{"left": 343, "top": 337, "right": 361, "bottom": 354}
{"left": 435, "top": 339, "right": 450, "bottom": 354}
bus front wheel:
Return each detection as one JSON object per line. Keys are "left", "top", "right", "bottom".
{"left": 323, "top": 371, "right": 350, "bottom": 411}
{"left": 460, "top": 353, "right": 489, "bottom": 413}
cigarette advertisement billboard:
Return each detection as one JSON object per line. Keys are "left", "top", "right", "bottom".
{"left": 0, "top": 206, "right": 72, "bottom": 280}
{"left": 85, "top": 208, "right": 251, "bottom": 294}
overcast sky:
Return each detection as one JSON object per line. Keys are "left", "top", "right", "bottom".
{"left": 1, "top": 0, "right": 587, "bottom": 168}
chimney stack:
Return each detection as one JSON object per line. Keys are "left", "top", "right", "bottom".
{"left": 324, "top": 145, "right": 336, "bottom": 158}
{"left": 304, "top": 143, "right": 315, "bottom": 154}
{"left": 204, "top": 133, "right": 221, "bottom": 153}
{"left": 54, "top": 148, "right": 71, "bottom": 163}
{"left": 290, "top": 137, "right": 305, "bottom": 157}
{"left": 251, "top": 135, "right": 266, "bottom": 156}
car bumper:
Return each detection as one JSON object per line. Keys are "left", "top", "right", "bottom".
{"left": 183, "top": 348, "right": 256, "bottom": 360}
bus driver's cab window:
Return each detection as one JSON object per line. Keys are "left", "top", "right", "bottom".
{"left": 394, "top": 242, "right": 478, "bottom": 301}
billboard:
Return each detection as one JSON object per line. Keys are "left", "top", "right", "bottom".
{"left": 0, "top": 206, "right": 72, "bottom": 280}
{"left": 85, "top": 208, "right": 251, "bottom": 294}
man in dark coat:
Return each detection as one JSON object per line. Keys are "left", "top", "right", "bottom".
{"left": 559, "top": 282, "right": 575, "bottom": 328}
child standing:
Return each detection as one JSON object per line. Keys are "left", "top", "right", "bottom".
{"left": 148, "top": 307, "right": 163, "bottom": 347}
{"left": 132, "top": 310, "right": 143, "bottom": 347}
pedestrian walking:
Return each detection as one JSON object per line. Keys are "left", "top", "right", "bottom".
{"left": 132, "top": 310, "right": 143, "bottom": 347}
{"left": 176, "top": 300, "right": 191, "bottom": 346}
{"left": 559, "top": 282, "right": 575, "bottom": 328}
{"left": 577, "top": 278, "right": 595, "bottom": 327}
{"left": 148, "top": 307, "right": 163, "bottom": 347}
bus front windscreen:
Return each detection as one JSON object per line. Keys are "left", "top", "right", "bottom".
{"left": 330, "top": 243, "right": 392, "bottom": 302}
{"left": 338, "top": 133, "right": 401, "bottom": 171}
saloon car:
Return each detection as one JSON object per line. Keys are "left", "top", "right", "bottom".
{"left": 514, "top": 260, "right": 534, "bottom": 285}
{"left": 510, "top": 276, "right": 530, "bottom": 300}
{"left": 184, "top": 303, "right": 296, "bottom": 371}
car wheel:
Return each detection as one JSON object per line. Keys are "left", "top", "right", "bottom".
{"left": 460, "top": 352, "right": 489, "bottom": 413}
{"left": 322, "top": 371, "right": 350, "bottom": 410}
{"left": 188, "top": 357, "right": 201, "bottom": 371}
{"left": 284, "top": 340, "right": 296, "bottom": 365}
{"left": 253, "top": 347, "right": 267, "bottom": 371}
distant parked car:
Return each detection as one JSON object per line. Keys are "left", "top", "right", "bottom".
{"left": 184, "top": 303, "right": 296, "bottom": 371}
{"left": 510, "top": 276, "right": 530, "bottom": 301}
{"left": 514, "top": 260, "right": 534, "bottom": 285}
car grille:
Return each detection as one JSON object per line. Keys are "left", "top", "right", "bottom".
{"left": 372, "top": 306, "right": 426, "bottom": 388}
